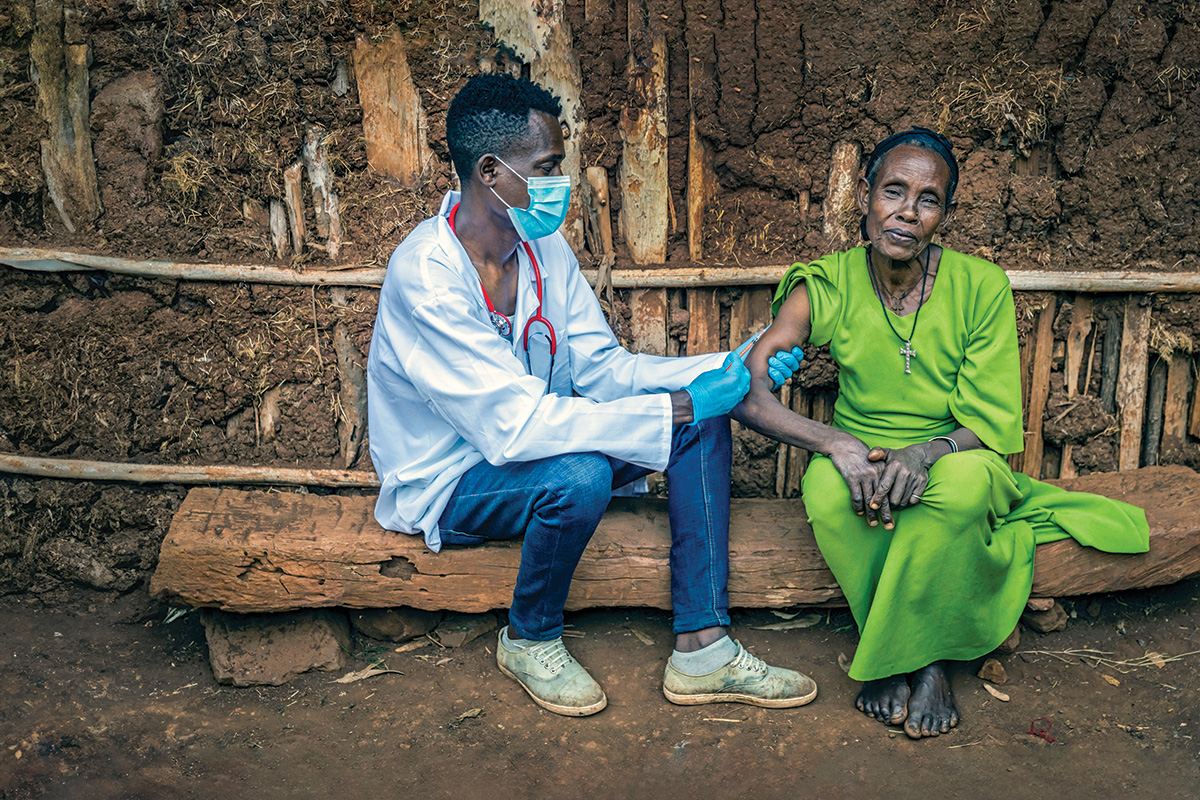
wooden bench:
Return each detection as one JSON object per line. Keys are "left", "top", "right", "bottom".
{"left": 149, "top": 466, "right": 1200, "bottom": 614}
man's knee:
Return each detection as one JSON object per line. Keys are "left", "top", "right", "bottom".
{"left": 541, "top": 452, "right": 614, "bottom": 530}
{"left": 671, "top": 415, "right": 732, "bottom": 463}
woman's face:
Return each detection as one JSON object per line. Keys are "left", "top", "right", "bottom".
{"left": 856, "top": 144, "right": 957, "bottom": 263}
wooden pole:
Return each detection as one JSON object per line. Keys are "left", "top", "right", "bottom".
{"left": 1023, "top": 302, "right": 1057, "bottom": 478}
{"left": 1161, "top": 354, "right": 1190, "bottom": 459}
{"left": 1009, "top": 319, "right": 1037, "bottom": 474}
{"left": 352, "top": 32, "right": 435, "bottom": 187}
{"left": 1143, "top": 357, "right": 1168, "bottom": 467}
{"left": 1, "top": 249, "right": 387, "bottom": 286}
{"left": 687, "top": 31, "right": 718, "bottom": 261}
{"left": 303, "top": 127, "right": 343, "bottom": 260}
{"left": 30, "top": 0, "right": 102, "bottom": 232}
{"left": 585, "top": 166, "right": 616, "bottom": 304}
{"left": 822, "top": 142, "right": 862, "bottom": 250}
{"left": 9, "top": 250, "right": 1200, "bottom": 293}
{"left": 1117, "top": 298, "right": 1152, "bottom": 471}
{"left": 283, "top": 161, "right": 306, "bottom": 255}
{"left": 618, "top": 0, "right": 669, "bottom": 264}
{"left": 628, "top": 288, "right": 668, "bottom": 356}
{"left": 1100, "top": 313, "right": 1122, "bottom": 414}
{"left": 686, "top": 289, "right": 721, "bottom": 355}
{"left": 0, "top": 453, "right": 380, "bottom": 488}
{"left": 1060, "top": 296, "right": 1094, "bottom": 478}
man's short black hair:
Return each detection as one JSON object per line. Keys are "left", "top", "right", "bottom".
{"left": 446, "top": 73, "right": 563, "bottom": 184}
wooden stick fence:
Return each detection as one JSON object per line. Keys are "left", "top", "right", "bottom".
{"left": 2, "top": 252, "right": 1197, "bottom": 490}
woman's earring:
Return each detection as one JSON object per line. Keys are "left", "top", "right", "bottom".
{"left": 860, "top": 218, "right": 869, "bottom": 241}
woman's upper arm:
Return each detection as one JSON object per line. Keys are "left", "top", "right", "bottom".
{"left": 744, "top": 283, "right": 813, "bottom": 386}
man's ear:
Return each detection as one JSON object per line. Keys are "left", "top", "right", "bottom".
{"left": 855, "top": 177, "right": 871, "bottom": 216}
{"left": 476, "top": 154, "right": 499, "bottom": 188}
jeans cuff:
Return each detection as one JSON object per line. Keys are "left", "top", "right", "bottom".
{"left": 671, "top": 609, "right": 731, "bottom": 636}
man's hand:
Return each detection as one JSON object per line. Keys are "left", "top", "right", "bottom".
{"left": 683, "top": 352, "right": 752, "bottom": 422}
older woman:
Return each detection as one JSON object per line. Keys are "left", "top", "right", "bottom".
{"left": 734, "top": 128, "right": 1149, "bottom": 739}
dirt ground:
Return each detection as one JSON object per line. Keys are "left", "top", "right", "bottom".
{"left": 2, "top": 578, "right": 1199, "bottom": 799}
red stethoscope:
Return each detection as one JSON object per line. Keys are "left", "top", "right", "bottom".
{"left": 448, "top": 203, "right": 557, "bottom": 378}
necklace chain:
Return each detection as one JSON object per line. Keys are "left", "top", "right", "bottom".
{"left": 866, "top": 246, "right": 930, "bottom": 374}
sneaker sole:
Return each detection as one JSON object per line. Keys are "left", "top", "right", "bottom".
{"left": 662, "top": 683, "right": 818, "bottom": 708}
{"left": 498, "top": 662, "right": 608, "bottom": 717}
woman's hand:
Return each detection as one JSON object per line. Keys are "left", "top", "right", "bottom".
{"left": 826, "top": 434, "right": 886, "bottom": 525}
{"left": 866, "top": 443, "right": 935, "bottom": 529}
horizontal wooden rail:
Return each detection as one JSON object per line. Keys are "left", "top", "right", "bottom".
{"left": 0, "top": 248, "right": 387, "bottom": 287}
{"left": 0, "top": 453, "right": 380, "bottom": 488}
{"left": 6, "top": 247, "right": 1200, "bottom": 292}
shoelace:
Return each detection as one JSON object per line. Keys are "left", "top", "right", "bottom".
{"left": 729, "top": 645, "right": 768, "bottom": 676}
{"left": 526, "top": 639, "right": 575, "bottom": 674}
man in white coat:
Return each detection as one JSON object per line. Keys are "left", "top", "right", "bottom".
{"left": 367, "top": 74, "right": 816, "bottom": 716}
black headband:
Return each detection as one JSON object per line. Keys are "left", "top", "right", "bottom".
{"left": 863, "top": 127, "right": 958, "bottom": 202}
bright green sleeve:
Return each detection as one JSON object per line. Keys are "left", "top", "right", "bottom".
{"left": 949, "top": 275, "right": 1024, "bottom": 454}
{"left": 771, "top": 252, "right": 848, "bottom": 347}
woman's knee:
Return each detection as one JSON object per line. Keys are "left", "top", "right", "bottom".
{"left": 921, "top": 452, "right": 995, "bottom": 516}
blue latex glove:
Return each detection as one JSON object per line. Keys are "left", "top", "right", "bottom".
{"left": 766, "top": 346, "right": 805, "bottom": 390}
{"left": 684, "top": 352, "right": 751, "bottom": 422}
{"left": 732, "top": 331, "right": 805, "bottom": 391}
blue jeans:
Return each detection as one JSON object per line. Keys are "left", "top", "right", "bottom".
{"left": 437, "top": 417, "right": 733, "bottom": 640}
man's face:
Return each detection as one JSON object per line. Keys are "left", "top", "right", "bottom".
{"left": 488, "top": 110, "right": 566, "bottom": 211}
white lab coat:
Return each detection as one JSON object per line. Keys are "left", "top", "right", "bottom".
{"left": 367, "top": 191, "right": 723, "bottom": 551}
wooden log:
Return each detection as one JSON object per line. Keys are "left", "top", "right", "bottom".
{"left": 352, "top": 32, "right": 435, "bottom": 187}
{"left": 686, "top": 289, "right": 721, "bottom": 356}
{"left": 628, "top": 288, "right": 667, "bottom": 356}
{"left": 30, "top": 0, "right": 102, "bottom": 232}
{"left": 618, "top": 0, "right": 669, "bottom": 264}
{"left": 149, "top": 467, "right": 1200, "bottom": 613}
{"left": 1117, "top": 298, "right": 1152, "bottom": 471}
{"left": 1155, "top": 354, "right": 1183, "bottom": 457}
{"left": 303, "top": 127, "right": 343, "bottom": 260}
{"left": 1024, "top": 301, "right": 1057, "bottom": 478}
{"left": 283, "top": 162, "right": 306, "bottom": 256}
{"left": 822, "top": 141, "right": 862, "bottom": 250}
{"left": 1143, "top": 357, "right": 1167, "bottom": 466}
{"left": 687, "top": 38, "right": 718, "bottom": 261}
{"left": 0, "top": 453, "right": 379, "bottom": 488}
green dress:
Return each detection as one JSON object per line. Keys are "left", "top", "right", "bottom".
{"left": 773, "top": 247, "right": 1149, "bottom": 681}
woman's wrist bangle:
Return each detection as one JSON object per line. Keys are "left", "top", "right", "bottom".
{"left": 929, "top": 435, "right": 958, "bottom": 454}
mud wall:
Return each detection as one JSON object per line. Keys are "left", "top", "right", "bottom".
{"left": 2, "top": 0, "right": 1200, "bottom": 596}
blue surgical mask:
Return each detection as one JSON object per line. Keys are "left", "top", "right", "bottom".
{"left": 490, "top": 156, "right": 572, "bottom": 242}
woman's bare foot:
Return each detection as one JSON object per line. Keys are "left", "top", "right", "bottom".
{"left": 904, "top": 662, "right": 959, "bottom": 739}
{"left": 855, "top": 674, "right": 910, "bottom": 725}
